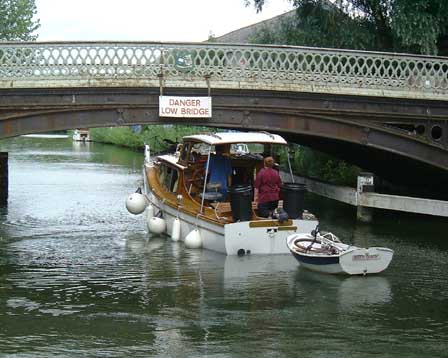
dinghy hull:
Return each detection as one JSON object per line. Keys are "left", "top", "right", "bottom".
{"left": 287, "top": 233, "right": 394, "bottom": 275}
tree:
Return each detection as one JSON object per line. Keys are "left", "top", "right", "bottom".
{"left": 249, "top": 2, "right": 376, "bottom": 50}
{"left": 245, "top": 0, "right": 448, "bottom": 55}
{"left": 0, "top": 0, "right": 40, "bottom": 41}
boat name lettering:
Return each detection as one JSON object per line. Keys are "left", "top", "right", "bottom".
{"left": 352, "top": 253, "right": 380, "bottom": 261}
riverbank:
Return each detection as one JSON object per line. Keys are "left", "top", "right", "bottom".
{"left": 90, "top": 126, "right": 361, "bottom": 187}
{"left": 89, "top": 125, "right": 208, "bottom": 153}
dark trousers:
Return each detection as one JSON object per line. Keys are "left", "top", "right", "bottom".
{"left": 257, "top": 200, "right": 279, "bottom": 218}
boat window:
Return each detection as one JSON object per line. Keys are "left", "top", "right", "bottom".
{"left": 230, "top": 143, "right": 249, "bottom": 155}
{"left": 159, "top": 163, "right": 180, "bottom": 193}
{"left": 192, "top": 142, "right": 209, "bottom": 155}
{"left": 248, "top": 143, "right": 264, "bottom": 154}
{"left": 190, "top": 142, "right": 209, "bottom": 163}
{"left": 179, "top": 142, "right": 191, "bottom": 164}
{"left": 170, "top": 169, "right": 179, "bottom": 192}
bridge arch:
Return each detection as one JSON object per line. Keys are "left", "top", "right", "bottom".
{"left": 1, "top": 88, "right": 447, "bottom": 195}
{"left": 1, "top": 42, "right": 448, "bottom": 196}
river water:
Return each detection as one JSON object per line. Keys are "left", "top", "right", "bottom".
{"left": 0, "top": 135, "right": 448, "bottom": 357}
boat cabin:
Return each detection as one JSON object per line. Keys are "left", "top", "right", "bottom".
{"left": 148, "top": 132, "right": 293, "bottom": 224}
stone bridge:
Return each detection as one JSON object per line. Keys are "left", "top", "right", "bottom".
{"left": 1, "top": 42, "right": 448, "bottom": 196}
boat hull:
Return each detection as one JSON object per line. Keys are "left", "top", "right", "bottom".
{"left": 72, "top": 130, "right": 91, "bottom": 142}
{"left": 144, "top": 168, "right": 318, "bottom": 255}
{"left": 339, "top": 247, "right": 394, "bottom": 275}
{"left": 290, "top": 251, "right": 343, "bottom": 274}
{"left": 287, "top": 234, "right": 394, "bottom": 275}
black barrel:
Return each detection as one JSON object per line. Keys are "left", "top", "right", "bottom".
{"left": 280, "top": 182, "right": 306, "bottom": 219}
{"left": 229, "top": 184, "right": 253, "bottom": 222}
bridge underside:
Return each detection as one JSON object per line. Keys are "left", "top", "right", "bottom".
{"left": 1, "top": 87, "right": 448, "bottom": 198}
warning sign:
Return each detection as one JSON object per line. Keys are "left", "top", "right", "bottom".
{"left": 159, "top": 96, "right": 212, "bottom": 118}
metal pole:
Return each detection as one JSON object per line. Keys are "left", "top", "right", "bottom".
{"left": 0, "top": 152, "right": 8, "bottom": 207}
{"left": 286, "top": 146, "right": 294, "bottom": 183}
{"left": 200, "top": 146, "right": 212, "bottom": 213}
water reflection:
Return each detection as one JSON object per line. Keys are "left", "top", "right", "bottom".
{"left": 125, "top": 236, "right": 393, "bottom": 314}
{"left": 338, "top": 276, "right": 391, "bottom": 310}
{"left": 125, "top": 233, "right": 165, "bottom": 255}
{"left": 71, "top": 140, "right": 92, "bottom": 157}
{"left": 2, "top": 135, "right": 448, "bottom": 357}
{"left": 294, "top": 267, "right": 391, "bottom": 309}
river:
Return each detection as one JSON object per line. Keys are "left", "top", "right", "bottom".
{"left": 0, "top": 135, "right": 447, "bottom": 357}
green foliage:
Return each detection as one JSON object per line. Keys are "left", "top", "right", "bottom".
{"left": 90, "top": 125, "right": 209, "bottom": 152}
{"left": 250, "top": 3, "right": 376, "bottom": 50}
{"left": 390, "top": 0, "right": 448, "bottom": 55}
{"left": 272, "top": 144, "right": 359, "bottom": 186}
{"left": 294, "top": 146, "right": 360, "bottom": 186}
{"left": 247, "top": 0, "right": 448, "bottom": 55}
{"left": 0, "top": 0, "right": 40, "bottom": 41}
{"left": 246, "top": 1, "right": 363, "bottom": 186}
{"left": 90, "top": 127, "right": 144, "bottom": 150}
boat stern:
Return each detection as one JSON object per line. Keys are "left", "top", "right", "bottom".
{"left": 339, "top": 247, "right": 394, "bottom": 275}
{"left": 224, "top": 218, "right": 317, "bottom": 255}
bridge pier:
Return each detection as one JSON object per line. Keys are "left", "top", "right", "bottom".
{"left": 356, "top": 172, "right": 374, "bottom": 222}
{"left": 0, "top": 152, "right": 8, "bottom": 207}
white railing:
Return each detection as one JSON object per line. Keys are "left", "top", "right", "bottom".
{"left": 1, "top": 42, "right": 448, "bottom": 100}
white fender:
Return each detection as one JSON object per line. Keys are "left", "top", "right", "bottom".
{"left": 171, "top": 217, "right": 181, "bottom": 242}
{"left": 185, "top": 229, "right": 202, "bottom": 249}
{"left": 125, "top": 192, "right": 147, "bottom": 215}
{"left": 144, "top": 144, "right": 151, "bottom": 164}
{"left": 146, "top": 203, "right": 155, "bottom": 221}
{"left": 147, "top": 216, "right": 166, "bottom": 235}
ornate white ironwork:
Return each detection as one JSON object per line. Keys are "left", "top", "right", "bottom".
{"left": 1, "top": 42, "right": 447, "bottom": 99}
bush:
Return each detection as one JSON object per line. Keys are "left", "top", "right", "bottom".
{"left": 90, "top": 125, "right": 209, "bottom": 152}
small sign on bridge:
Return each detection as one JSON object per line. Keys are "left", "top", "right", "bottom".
{"left": 159, "top": 96, "right": 212, "bottom": 118}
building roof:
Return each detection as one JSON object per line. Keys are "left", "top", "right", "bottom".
{"left": 213, "top": 10, "right": 296, "bottom": 44}
{"left": 182, "top": 132, "right": 287, "bottom": 145}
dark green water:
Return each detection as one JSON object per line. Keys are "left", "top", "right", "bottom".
{"left": 1, "top": 136, "right": 448, "bottom": 357}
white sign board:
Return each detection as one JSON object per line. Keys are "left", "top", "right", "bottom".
{"left": 159, "top": 96, "right": 212, "bottom": 118}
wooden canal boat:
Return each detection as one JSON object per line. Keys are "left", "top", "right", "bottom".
{"left": 127, "top": 131, "right": 318, "bottom": 255}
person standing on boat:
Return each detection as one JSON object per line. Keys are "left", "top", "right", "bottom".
{"left": 255, "top": 156, "right": 282, "bottom": 217}
{"left": 207, "top": 145, "right": 232, "bottom": 200}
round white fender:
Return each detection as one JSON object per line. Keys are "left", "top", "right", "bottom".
{"left": 185, "top": 229, "right": 202, "bottom": 249}
{"left": 125, "top": 192, "right": 147, "bottom": 215}
{"left": 171, "top": 217, "right": 181, "bottom": 242}
{"left": 147, "top": 216, "right": 166, "bottom": 235}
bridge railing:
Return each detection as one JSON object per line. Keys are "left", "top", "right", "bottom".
{"left": 1, "top": 42, "right": 448, "bottom": 100}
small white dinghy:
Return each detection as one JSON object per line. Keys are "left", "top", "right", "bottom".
{"left": 286, "top": 227, "right": 393, "bottom": 275}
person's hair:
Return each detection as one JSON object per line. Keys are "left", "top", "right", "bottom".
{"left": 264, "top": 156, "right": 275, "bottom": 168}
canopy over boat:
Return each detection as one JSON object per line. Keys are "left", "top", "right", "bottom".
{"left": 182, "top": 132, "right": 287, "bottom": 146}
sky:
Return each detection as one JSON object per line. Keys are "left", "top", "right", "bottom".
{"left": 35, "top": 0, "right": 293, "bottom": 42}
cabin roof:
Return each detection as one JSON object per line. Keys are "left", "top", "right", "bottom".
{"left": 158, "top": 154, "right": 186, "bottom": 169}
{"left": 182, "top": 132, "right": 287, "bottom": 145}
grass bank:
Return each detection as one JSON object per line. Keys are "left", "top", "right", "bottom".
{"left": 90, "top": 125, "right": 207, "bottom": 153}
{"left": 90, "top": 125, "right": 360, "bottom": 186}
